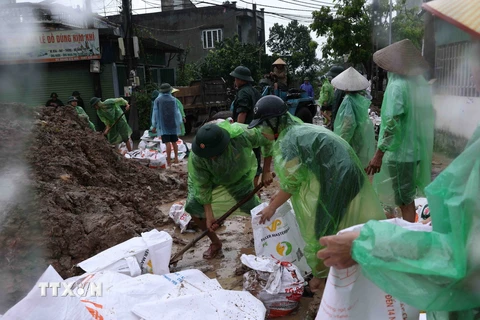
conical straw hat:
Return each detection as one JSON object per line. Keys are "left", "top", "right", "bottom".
{"left": 373, "top": 39, "right": 430, "bottom": 76}
{"left": 423, "top": 0, "right": 480, "bottom": 38}
{"left": 331, "top": 67, "right": 370, "bottom": 91}
{"left": 272, "top": 58, "right": 286, "bottom": 65}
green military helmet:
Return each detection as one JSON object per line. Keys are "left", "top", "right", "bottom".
{"left": 151, "top": 90, "right": 160, "bottom": 101}
{"left": 159, "top": 83, "right": 173, "bottom": 93}
{"left": 90, "top": 97, "right": 101, "bottom": 107}
{"left": 304, "top": 77, "right": 310, "bottom": 81}
{"left": 229, "top": 66, "right": 254, "bottom": 82}
{"left": 248, "top": 95, "right": 287, "bottom": 129}
{"left": 326, "top": 65, "right": 345, "bottom": 79}
{"left": 67, "top": 96, "right": 78, "bottom": 103}
{"left": 192, "top": 123, "right": 231, "bottom": 158}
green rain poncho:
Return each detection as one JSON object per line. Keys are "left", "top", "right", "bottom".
{"left": 373, "top": 73, "right": 434, "bottom": 206}
{"left": 318, "top": 78, "right": 334, "bottom": 107}
{"left": 185, "top": 121, "right": 272, "bottom": 218}
{"left": 75, "top": 106, "right": 96, "bottom": 130}
{"left": 334, "top": 93, "right": 375, "bottom": 168}
{"left": 176, "top": 98, "right": 186, "bottom": 136}
{"left": 97, "top": 98, "right": 132, "bottom": 145}
{"left": 270, "top": 113, "right": 385, "bottom": 278}
{"left": 352, "top": 129, "right": 480, "bottom": 319}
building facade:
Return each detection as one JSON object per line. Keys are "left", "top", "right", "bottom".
{"left": 424, "top": 11, "right": 480, "bottom": 156}
{"left": 108, "top": 1, "right": 266, "bottom": 66}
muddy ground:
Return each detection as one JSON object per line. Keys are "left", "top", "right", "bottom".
{"left": 0, "top": 103, "right": 452, "bottom": 318}
{"left": 0, "top": 104, "right": 187, "bottom": 312}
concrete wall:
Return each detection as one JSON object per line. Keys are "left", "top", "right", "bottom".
{"left": 127, "top": 5, "right": 263, "bottom": 65}
{"left": 432, "top": 94, "right": 480, "bottom": 156}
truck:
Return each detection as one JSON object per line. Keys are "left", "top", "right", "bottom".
{"left": 260, "top": 83, "right": 317, "bottom": 124}
{"left": 174, "top": 78, "right": 232, "bottom": 134}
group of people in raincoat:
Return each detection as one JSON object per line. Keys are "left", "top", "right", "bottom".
{"left": 186, "top": 0, "right": 480, "bottom": 317}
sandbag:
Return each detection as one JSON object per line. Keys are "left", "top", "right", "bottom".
{"left": 241, "top": 254, "right": 304, "bottom": 318}
{"left": 316, "top": 219, "right": 428, "bottom": 320}
{"left": 3, "top": 266, "right": 93, "bottom": 320}
{"left": 77, "top": 229, "right": 172, "bottom": 276}
{"left": 251, "top": 201, "right": 311, "bottom": 276}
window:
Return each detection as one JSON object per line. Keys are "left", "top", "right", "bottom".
{"left": 435, "top": 41, "right": 479, "bottom": 97}
{"left": 202, "top": 29, "right": 222, "bottom": 49}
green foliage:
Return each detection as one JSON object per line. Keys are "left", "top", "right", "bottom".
{"left": 176, "top": 49, "right": 201, "bottom": 86}
{"left": 133, "top": 82, "right": 158, "bottom": 131}
{"left": 200, "top": 36, "right": 267, "bottom": 86}
{"left": 177, "top": 63, "right": 201, "bottom": 86}
{"left": 311, "top": 0, "right": 372, "bottom": 67}
{"left": 268, "top": 20, "right": 319, "bottom": 77}
{"left": 311, "top": 0, "right": 425, "bottom": 72}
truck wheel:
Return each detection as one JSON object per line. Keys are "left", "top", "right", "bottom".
{"left": 185, "top": 117, "right": 193, "bottom": 135}
{"left": 296, "top": 107, "right": 313, "bottom": 124}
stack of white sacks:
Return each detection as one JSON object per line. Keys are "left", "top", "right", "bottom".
{"left": 123, "top": 130, "right": 191, "bottom": 168}
{"left": 3, "top": 229, "right": 266, "bottom": 320}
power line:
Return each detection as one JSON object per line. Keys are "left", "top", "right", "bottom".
{"left": 238, "top": 0, "right": 319, "bottom": 12}
{"left": 278, "top": 0, "right": 331, "bottom": 10}
{"left": 133, "top": 22, "right": 208, "bottom": 32}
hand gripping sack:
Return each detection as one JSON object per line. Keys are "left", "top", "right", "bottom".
{"left": 251, "top": 201, "right": 311, "bottom": 276}
{"left": 316, "top": 219, "right": 429, "bottom": 320}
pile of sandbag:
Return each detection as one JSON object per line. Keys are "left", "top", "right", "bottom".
{"left": 123, "top": 130, "right": 191, "bottom": 168}
{"left": 3, "top": 229, "right": 267, "bottom": 320}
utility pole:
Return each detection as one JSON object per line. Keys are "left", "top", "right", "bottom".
{"left": 122, "top": 0, "right": 136, "bottom": 86}
{"left": 121, "top": 0, "right": 140, "bottom": 139}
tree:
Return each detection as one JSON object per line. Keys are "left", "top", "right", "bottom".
{"left": 311, "top": 0, "right": 424, "bottom": 76}
{"left": 268, "top": 20, "right": 319, "bottom": 78}
{"left": 311, "top": 0, "right": 372, "bottom": 69}
{"left": 199, "top": 36, "right": 267, "bottom": 86}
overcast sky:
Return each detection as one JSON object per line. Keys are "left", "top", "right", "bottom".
{"left": 20, "top": 0, "right": 332, "bottom": 57}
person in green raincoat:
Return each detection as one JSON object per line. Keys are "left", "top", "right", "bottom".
{"left": 318, "top": 75, "right": 335, "bottom": 125}
{"left": 332, "top": 67, "right": 375, "bottom": 169}
{"left": 365, "top": 39, "right": 434, "bottom": 223}
{"left": 90, "top": 97, "right": 133, "bottom": 151}
{"left": 248, "top": 95, "right": 385, "bottom": 292}
{"left": 186, "top": 121, "right": 273, "bottom": 259}
{"left": 171, "top": 88, "right": 186, "bottom": 136}
{"left": 67, "top": 96, "right": 96, "bottom": 130}
{"left": 318, "top": 6, "right": 480, "bottom": 317}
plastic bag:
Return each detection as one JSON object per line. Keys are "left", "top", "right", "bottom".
{"left": 333, "top": 93, "right": 375, "bottom": 168}
{"left": 78, "top": 229, "right": 172, "bottom": 276}
{"left": 169, "top": 202, "right": 191, "bottom": 233}
{"left": 352, "top": 138, "right": 480, "bottom": 316}
{"left": 317, "top": 219, "right": 427, "bottom": 320}
{"left": 241, "top": 254, "right": 304, "bottom": 318}
{"left": 3, "top": 266, "right": 93, "bottom": 320}
{"left": 373, "top": 73, "right": 434, "bottom": 206}
{"left": 271, "top": 114, "right": 385, "bottom": 278}
{"left": 251, "top": 201, "right": 311, "bottom": 276}
{"left": 414, "top": 197, "right": 429, "bottom": 222}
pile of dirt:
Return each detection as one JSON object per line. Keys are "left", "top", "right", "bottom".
{"left": 0, "top": 103, "right": 187, "bottom": 312}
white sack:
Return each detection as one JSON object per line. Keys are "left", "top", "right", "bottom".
{"left": 78, "top": 229, "right": 172, "bottom": 276}
{"left": 316, "top": 219, "right": 432, "bottom": 320}
{"left": 251, "top": 201, "right": 311, "bottom": 276}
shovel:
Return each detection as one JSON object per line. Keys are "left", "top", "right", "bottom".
{"left": 169, "top": 177, "right": 272, "bottom": 266}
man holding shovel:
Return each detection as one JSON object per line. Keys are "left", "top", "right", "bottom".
{"left": 90, "top": 97, "right": 133, "bottom": 151}
{"left": 186, "top": 121, "right": 273, "bottom": 259}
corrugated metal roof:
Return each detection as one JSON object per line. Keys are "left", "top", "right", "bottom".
{"left": 423, "top": 0, "right": 480, "bottom": 38}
